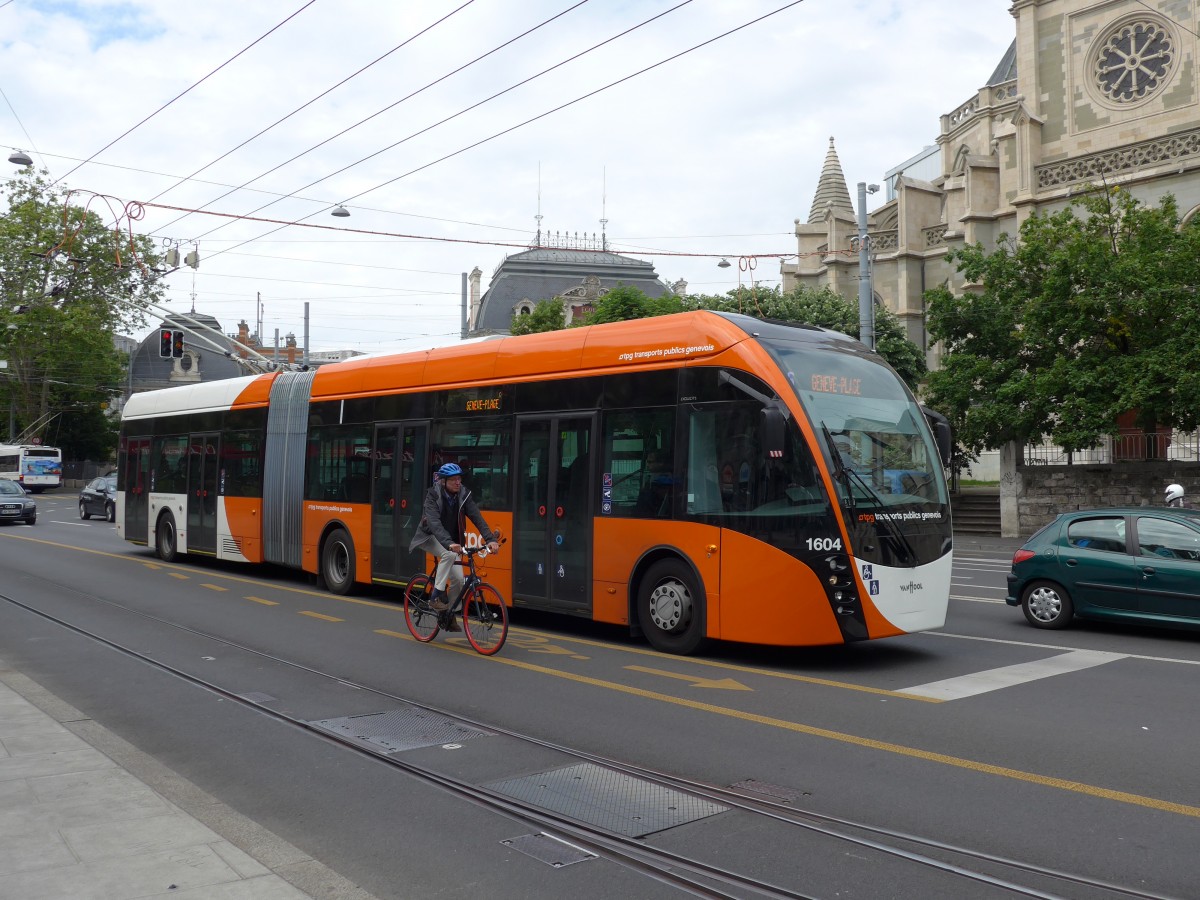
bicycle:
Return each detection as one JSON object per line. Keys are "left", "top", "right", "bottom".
{"left": 403, "top": 541, "right": 509, "bottom": 655}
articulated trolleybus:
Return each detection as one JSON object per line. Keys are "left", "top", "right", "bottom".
{"left": 117, "top": 311, "right": 953, "bottom": 654}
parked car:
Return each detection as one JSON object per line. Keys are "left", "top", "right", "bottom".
{"left": 1007, "top": 507, "right": 1200, "bottom": 631}
{"left": 0, "top": 477, "right": 37, "bottom": 525}
{"left": 78, "top": 473, "right": 117, "bottom": 522}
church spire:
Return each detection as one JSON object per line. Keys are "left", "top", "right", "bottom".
{"left": 807, "top": 136, "right": 855, "bottom": 223}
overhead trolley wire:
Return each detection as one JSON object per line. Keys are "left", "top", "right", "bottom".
{"left": 145, "top": 0, "right": 484, "bottom": 209}
{"left": 52, "top": 0, "right": 320, "bottom": 187}
{"left": 157, "top": 0, "right": 591, "bottom": 239}
{"left": 181, "top": 0, "right": 691, "bottom": 250}
{"left": 187, "top": 0, "right": 804, "bottom": 264}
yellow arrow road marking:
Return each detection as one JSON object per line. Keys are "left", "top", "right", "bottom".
{"left": 626, "top": 665, "right": 751, "bottom": 691}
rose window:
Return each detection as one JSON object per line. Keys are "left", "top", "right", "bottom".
{"left": 1095, "top": 20, "right": 1174, "bottom": 103}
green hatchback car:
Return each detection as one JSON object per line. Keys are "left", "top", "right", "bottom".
{"left": 1007, "top": 507, "right": 1200, "bottom": 630}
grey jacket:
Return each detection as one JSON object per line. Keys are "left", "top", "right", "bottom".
{"left": 408, "top": 482, "right": 496, "bottom": 552}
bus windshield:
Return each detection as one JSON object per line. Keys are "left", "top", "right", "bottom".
{"left": 761, "top": 340, "right": 948, "bottom": 511}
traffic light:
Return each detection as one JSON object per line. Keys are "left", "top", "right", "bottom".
{"left": 159, "top": 328, "right": 173, "bottom": 358}
{"left": 171, "top": 330, "right": 184, "bottom": 358}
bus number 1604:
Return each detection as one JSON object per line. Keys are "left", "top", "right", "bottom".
{"left": 806, "top": 537, "right": 843, "bottom": 551}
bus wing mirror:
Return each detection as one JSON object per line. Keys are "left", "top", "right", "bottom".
{"left": 921, "top": 406, "right": 953, "bottom": 467}
{"left": 761, "top": 407, "right": 786, "bottom": 459}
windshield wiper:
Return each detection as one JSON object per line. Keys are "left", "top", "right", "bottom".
{"left": 821, "top": 424, "right": 915, "bottom": 563}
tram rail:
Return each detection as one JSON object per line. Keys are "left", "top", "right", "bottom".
{"left": 0, "top": 584, "right": 1182, "bottom": 900}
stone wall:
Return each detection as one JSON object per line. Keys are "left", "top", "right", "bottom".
{"left": 1015, "top": 462, "right": 1200, "bottom": 536}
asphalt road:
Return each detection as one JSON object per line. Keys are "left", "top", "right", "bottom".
{"left": 2, "top": 493, "right": 1199, "bottom": 899}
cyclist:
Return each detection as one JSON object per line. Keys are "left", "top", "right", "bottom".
{"left": 408, "top": 463, "right": 501, "bottom": 630}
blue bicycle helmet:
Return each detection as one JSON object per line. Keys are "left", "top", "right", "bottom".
{"left": 437, "top": 462, "right": 463, "bottom": 478}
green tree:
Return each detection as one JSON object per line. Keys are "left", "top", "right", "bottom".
{"left": 509, "top": 297, "right": 565, "bottom": 335}
{"left": 0, "top": 171, "right": 163, "bottom": 457}
{"left": 576, "top": 283, "right": 687, "bottom": 326}
{"left": 925, "top": 187, "right": 1200, "bottom": 456}
{"left": 689, "top": 284, "right": 928, "bottom": 390}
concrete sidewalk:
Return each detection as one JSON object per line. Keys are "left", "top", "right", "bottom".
{"left": 0, "top": 658, "right": 374, "bottom": 900}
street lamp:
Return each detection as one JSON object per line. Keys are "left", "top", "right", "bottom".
{"left": 331, "top": 204, "right": 350, "bottom": 218}
{"left": 856, "top": 182, "right": 880, "bottom": 350}
{"left": 8, "top": 149, "right": 32, "bottom": 167}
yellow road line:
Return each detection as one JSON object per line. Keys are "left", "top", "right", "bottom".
{"left": 477, "top": 653, "right": 1200, "bottom": 819}
{"left": 200, "top": 584, "right": 228, "bottom": 592}
{"left": 245, "top": 596, "right": 278, "bottom": 606}
{"left": 505, "top": 628, "right": 942, "bottom": 702}
{"left": 168, "top": 572, "right": 189, "bottom": 580}
{"left": 10, "top": 531, "right": 1197, "bottom": 817}
{"left": 299, "top": 611, "right": 342, "bottom": 622}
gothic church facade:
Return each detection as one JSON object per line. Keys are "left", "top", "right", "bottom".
{"left": 784, "top": 0, "right": 1199, "bottom": 366}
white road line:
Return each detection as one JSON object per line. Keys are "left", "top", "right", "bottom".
{"left": 951, "top": 594, "right": 1006, "bottom": 604}
{"left": 898, "top": 649, "right": 1128, "bottom": 700}
{"left": 929, "top": 630, "right": 1200, "bottom": 667}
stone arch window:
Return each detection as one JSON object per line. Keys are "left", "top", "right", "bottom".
{"left": 1092, "top": 17, "right": 1176, "bottom": 105}
{"left": 1181, "top": 205, "right": 1200, "bottom": 230}
{"left": 514, "top": 300, "right": 535, "bottom": 316}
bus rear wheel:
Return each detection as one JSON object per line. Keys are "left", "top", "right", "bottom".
{"left": 637, "top": 559, "right": 707, "bottom": 655}
{"left": 156, "top": 513, "right": 178, "bottom": 562}
{"left": 321, "top": 528, "right": 356, "bottom": 595}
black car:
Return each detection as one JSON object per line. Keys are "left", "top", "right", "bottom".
{"left": 79, "top": 473, "right": 117, "bottom": 522}
{"left": 0, "top": 477, "right": 37, "bottom": 525}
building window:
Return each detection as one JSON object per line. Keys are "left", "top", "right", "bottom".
{"left": 1094, "top": 19, "right": 1175, "bottom": 104}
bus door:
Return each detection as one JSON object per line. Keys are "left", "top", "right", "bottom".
{"left": 186, "top": 432, "right": 220, "bottom": 554}
{"left": 513, "top": 415, "right": 594, "bottom": 611}
{"left": 123, "top": 436, "right": 151, "bottom": 541}
{"left": 371, "top": 422, "right": 429, "bottom": 582}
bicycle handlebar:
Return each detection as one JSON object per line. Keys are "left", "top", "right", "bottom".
{"left": 463, "top": 536, "right": 507, "bottom": 560}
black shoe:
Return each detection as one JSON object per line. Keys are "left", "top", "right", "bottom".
{"left": 443, "top": 616, "right": 462, "bottom": 633}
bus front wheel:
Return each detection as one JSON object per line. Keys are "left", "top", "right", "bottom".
{"left": 321, "top": 528, "right": 356, "bottom": 596}
{"left": 156, "top": 513, "right": 178, "bottom": 562}
{"left": 637, "top": 559, "right": 707, "bottom": 655}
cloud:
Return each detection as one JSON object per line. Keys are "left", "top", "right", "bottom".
{"left": 0, "top": 0, "right": 1016, "bottom": 351}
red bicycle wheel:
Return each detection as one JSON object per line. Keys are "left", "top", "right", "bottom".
{"left": 461, "top": 583, "right": 508, "bottom": 655}
{"left": 403, "top": 574, "right": 440, "bottom": 642}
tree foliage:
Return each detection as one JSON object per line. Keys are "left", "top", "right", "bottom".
{"left": 925, "top": 188, "right": 1200, "bottom": 455}
{"left": 688, "top": 284, "right": 928, "bottom": 390}
{"left": 0, "top": 170, "right": 164, "bottom": 458}
{"left": 508, "top": 281, "right": 928, "bottom": 391}
{"left": 577, "top": 283, "right": 687, "bottom": 325}
{"left": 509, "top": 297, "right": 565, "bottom": 335}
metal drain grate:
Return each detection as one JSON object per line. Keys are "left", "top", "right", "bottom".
{"left": 309, "top": 708, "right": 492, "bottom": 753}
{"left": 486, "top": 763, "right": 727, "bottom": 838}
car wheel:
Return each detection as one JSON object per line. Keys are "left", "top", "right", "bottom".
{"left": 1021, "top": 580, "right": 1074, "bottom": 629}
{"left": 79, "top": 500, "right": 90, "bottom": 520}
{"left": 637, "top": 559, "right": 708, "bottom": 655}
{"left": 105, "top": 502, "right": 115, "bottom": 523}
{"left": 321, "top": 528, "right": 356, "bottom": 595}
{"left": 25, "top": 515, "right": 36, "bottom": 526}
{"left": 156, "top": 513, "right": 179, "bottom": 562}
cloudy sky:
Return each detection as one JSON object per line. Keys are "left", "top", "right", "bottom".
{"left": 0, "top": 1, "right": 1017, "bottom": 354}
